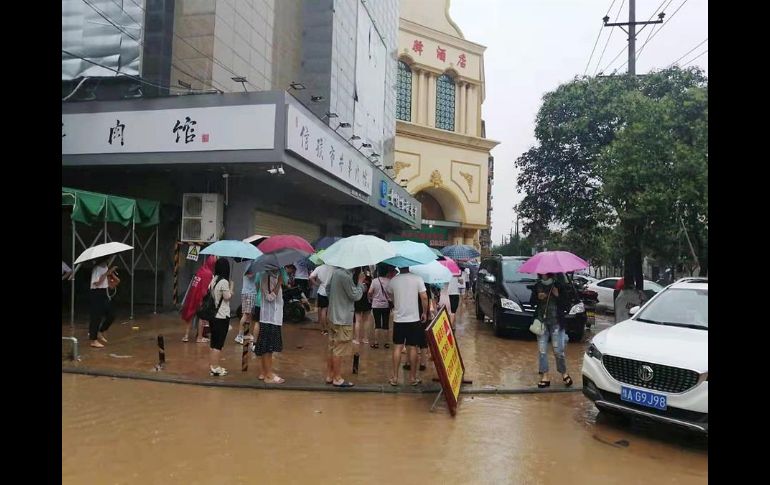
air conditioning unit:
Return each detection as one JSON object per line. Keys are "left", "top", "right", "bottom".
{"left": 181, "top": 193, "right": 224, "bottom": 243}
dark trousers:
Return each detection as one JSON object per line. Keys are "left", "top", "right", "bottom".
{"left": 89, "top": 289, "right": 115, "bottom": 340}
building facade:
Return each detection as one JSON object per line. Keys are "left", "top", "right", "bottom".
{"left": 393, "top": 0, "right": 498, "bottom": 250}
{"left": 62, "top": 0, "right": 417, "bottom": 310}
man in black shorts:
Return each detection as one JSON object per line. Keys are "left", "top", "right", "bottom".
{"left": 386, "top": 267, "right": 428, "bottom": 386}
{"left": 310, "top": 264, "right": 334, "bottom": 335}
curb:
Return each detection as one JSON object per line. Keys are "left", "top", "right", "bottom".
{"left": 62, "top": 367, "right": 583, "bottom": 395}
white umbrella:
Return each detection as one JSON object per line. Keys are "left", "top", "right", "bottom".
{"left": 74, "top": 242, "right": 133, "bottom": 265}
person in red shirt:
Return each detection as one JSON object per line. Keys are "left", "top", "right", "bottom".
{"left": 613, "top": 277, "right": 624, "bottom": 303}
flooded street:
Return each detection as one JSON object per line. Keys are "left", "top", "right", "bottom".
{"left": 63, "top": 372, "right": 707, "bottom": 484}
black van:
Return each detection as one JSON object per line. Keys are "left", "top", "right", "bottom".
{"left": 474, "top": 255, "right": 587, "bottom": 341}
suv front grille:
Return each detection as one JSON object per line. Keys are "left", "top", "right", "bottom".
{"left": 520, "top": 303, "right": 536, "bottom": 313}
{"left": 602, "top": 355, "right": 700, "bottom": 393}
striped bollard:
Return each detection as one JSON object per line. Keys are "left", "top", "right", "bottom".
{"left": 241, "top": 323, "right": 250, "bottom": 372}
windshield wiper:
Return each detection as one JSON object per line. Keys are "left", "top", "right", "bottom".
{"left": 637, "top": 318, "right": 707, "bottom": 330}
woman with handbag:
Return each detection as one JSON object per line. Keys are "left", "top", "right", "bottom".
{"left": 352, "top": 267, "right": 373, "bottom": 345}
{"left": 367, "top": 264, "right": 393, "bottom": 349}
{"left": 530, "top": 272, "right": 573, "bottom": 389}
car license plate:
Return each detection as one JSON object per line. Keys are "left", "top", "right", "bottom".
{"left": 620, "top": 386, "right": 667, "bottom": 410}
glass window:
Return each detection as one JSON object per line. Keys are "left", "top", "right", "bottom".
{"left": 435, "top": 74, "right": 455, "bottom": 131}
{"left": 598, "top": 278, "right": 619, "bottom": 289}
{"left": 396, "top": 61, "right": 412, "bottom": 122}
{"left": 502, "top": 259, "right": 537, "bottom": 283}
{"left": 635, "top": 288, "right": 708, "bottom": 329}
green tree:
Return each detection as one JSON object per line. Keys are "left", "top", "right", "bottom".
{"left": 515, "top": 67, "right": 708, "bottom": 285}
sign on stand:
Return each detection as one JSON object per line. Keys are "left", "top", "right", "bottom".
{"left": 425, "top": 306, "right": 465, "bottom": 416}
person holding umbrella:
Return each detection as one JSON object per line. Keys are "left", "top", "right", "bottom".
{"left": 89, "top": 256, "right": 120, "bottom": 348}
{"left": 531, "top": 272, "right": 573, "bottom": 388}
{"left": 208, "top": 258, "right": 234, "bottom": 376}
{"left": 180, "top": 255, "right": 217, "bottom": 343}
{"left": 255, "top": 267, "right": 285, "bottom": 384}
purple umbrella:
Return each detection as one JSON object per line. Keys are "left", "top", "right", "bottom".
{"left": 518, "top": 251, "right": 589, "bottom": 274}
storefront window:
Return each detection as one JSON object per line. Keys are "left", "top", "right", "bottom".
{"left": 396, "top": 61, "right": 412, "bottom": 122}
{"left": 435, "top": 74, "right": 455, "bottom": 131}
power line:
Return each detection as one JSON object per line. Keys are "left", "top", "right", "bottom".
{"left": 80, "top": 0, "right": 224, "bottom": 92}
{"left": 682, "top": 49, "right": 707, "bottom": 67}
{"left": 667, "top": 38, "right": 708, "bottom": 67}
{"left": 594, "top": 0, "right": 626, "bottom": 75}
{"left": 638, "top": 0, "right": 675, "bottom": 55}
{"left": 584, "top": 0, "right": 619, "bottom": 76}
{"left": 636, "top": 0, "right": 691, "bottom": 59}
{"left": 122, "top": 0, "right": 260, "bottom": 91}
{"left": 599, "top": 45, "right": 627, "bottom": 75}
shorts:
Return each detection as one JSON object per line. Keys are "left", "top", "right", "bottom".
{"left": 209, "top": 317, "right": 229, "bottom": 350}
{"left": 465, "top": 281, "right": 471, "bottom": 290}
{"left": 372, "top": 308, "right": 390, "bottom": 330}
{"left": 354, "top": 298, "right": 372, "bottom": 313}
{"left": 449, "top": 295, "right": 460, "bottom": 313}
{"left": 254, "top": 322, "right": 283, "bottom": 355}
{"left": 393, "top": 321, "right": 423, "bottom": 347}
{"left": 241, "top": 293, "right": 256, "bottom": 313}
{"left": 328, "top": 324, "right": 353, "bottom": 357}
{"left": 317, "top": 294, "right": 329, "bottom": 308}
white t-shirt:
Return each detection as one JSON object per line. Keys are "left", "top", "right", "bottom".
{"left": 387, "top": 273, "right": 427, "bottom": 323}
{"left": 310, "top": 264, "right": 334, "bottom": 296}
{"left": 210, "top": 277, "right": 232, "bottom": 319}
{"left": 464, "top": 268, "right": 471, "bottom": 281}
{"left": 91, "top": 265, "right": 109, "bottom": 289}
{"left": 447, "top": 275, "right": 460, "bottom": 295}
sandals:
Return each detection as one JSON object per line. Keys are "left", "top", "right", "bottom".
{"left": 325, "top": 378, "right": 333, "bottom": 385}
{"left": 371, "top": 343, "right": 379, "bottom": 349}
{"left": 196, "top": 338, "right": 210, "bottom": 343}
{"left": 388, "top": 377, "right": 398, "bottom": 386}
{"left": 266, "top": 375, "right": 285, "bottom": 384}
{"left": 333, "top": 381, "right": 355, "bottom": 388}
{"left": 537, "top": 380, "right": 551, "bottom": 388}
{"left": 181, "top": 336, "right": 189, "bottom": 343}
{"left": 563, "top": 375, "right": 573, "bottom": 387}
{"left": 410, "top": 378, "right": 422, "bottom": 386}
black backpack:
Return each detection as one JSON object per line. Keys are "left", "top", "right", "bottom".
{"left": 197, "top": 277, "right": 225, "bottom": 321}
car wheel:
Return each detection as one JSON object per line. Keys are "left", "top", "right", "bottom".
{"left": 492, "top": 307, "right": 504, "bottom": 337}
{"left": 475, "top": 298, "right": 484, "bottom": 320}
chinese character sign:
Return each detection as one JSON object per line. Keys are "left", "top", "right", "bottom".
{"left": 458, "top": 53, "right": 467, "bottom": 68}
{"left": 426, "top": 307, "right": 465, "bottom": 416}
{"left": 108, "top": 119, "right": 125, "bottom": 146}
{"left": 412, "top": 40, "right": 424, "bottom": 55}
{"left": 436, "top": 46, "right": 446, "bottom": 62}
{"left": 173, "top": 116, "right": 197, "bottom": 144}
{"left": 286, "top": 105, "right": 373, "bottom": 195}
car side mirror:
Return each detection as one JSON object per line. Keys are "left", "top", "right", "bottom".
{"left": 484, "top": 274, "right": 496, "bottom": 284}
{"left": 629, "top": 305, "right": 640, "bottom": 315}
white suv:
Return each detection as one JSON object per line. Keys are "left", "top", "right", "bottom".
{"left": 581, "top": 279, "right": 708, "bottom": 434}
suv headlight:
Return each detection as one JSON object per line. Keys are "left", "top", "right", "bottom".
{"left": 500, "top": 298, "right": 522, "bottom": 312}
{"left": 569, "top": 302, "right": 585, "bottom": 315}
{"left": 586, "top": 343, "right": 603, "bottom": 360}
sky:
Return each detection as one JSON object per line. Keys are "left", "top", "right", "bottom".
{"left": 448, "top": 0, "right": 708, "bottom": 245}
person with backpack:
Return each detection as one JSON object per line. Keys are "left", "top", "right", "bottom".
{"left": 206, "top": 258, "right": 233, "bottom": 376}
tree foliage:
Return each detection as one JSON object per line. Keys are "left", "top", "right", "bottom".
{"left": 515, "top": 67, "right": 708, "bottom": 281}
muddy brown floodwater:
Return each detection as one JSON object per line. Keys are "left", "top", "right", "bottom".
{"left": 62, "top": 374, "right": 707, "bottom": 484}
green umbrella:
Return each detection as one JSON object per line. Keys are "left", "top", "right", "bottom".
{"left": 309, "top": 249, "right": 326, "bottom": 265}
{"left": 321, "top": 235, "right": 396, "bottom": 269}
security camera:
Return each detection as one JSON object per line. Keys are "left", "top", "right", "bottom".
{"left": 267, "top": 165, "right": 285, "bottom": 175}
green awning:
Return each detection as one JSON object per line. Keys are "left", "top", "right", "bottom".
{"left": 62, "top": 187, "right": 159, "bottom": 227}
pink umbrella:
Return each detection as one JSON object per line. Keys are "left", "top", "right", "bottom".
{"left": 518, "top": 251, "right": 589, "bottom": 274}
{"left": 437, "top": 256, "right": 461, "bottom": 276}
{"left": 257, "top": 234, "right": 314, "bottom": 256}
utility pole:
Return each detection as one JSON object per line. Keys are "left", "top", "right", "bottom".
{"left": 603, "top": 0, "right": 665, "bottom": 76}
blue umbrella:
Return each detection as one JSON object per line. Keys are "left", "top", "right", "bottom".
{"left": 200, "top": 240, "right": 263, "bottom": 260}
{"left": 383, "top": 240, "right": 436, "bottom": 267}
{"left": 410, "top": 260, "right": 453, "bottom": 285}
{"left": 440, "top": 244, "right": 480, "bottom": 260}
{"left": 313, "top": 236, "right": 343, "bottom": 250}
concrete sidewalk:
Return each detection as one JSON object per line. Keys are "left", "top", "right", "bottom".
{"left": 62, "top": 300, "right": 592, "bottom": 394}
